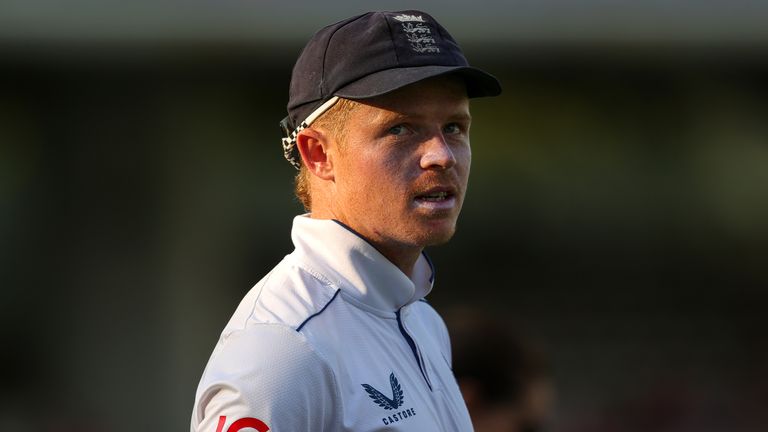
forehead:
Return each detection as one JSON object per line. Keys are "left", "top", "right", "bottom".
{"left": 354, "top": 75, "right": 470, "bottom": 121}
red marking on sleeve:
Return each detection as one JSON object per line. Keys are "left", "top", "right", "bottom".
{"left": 227, "top": 417, "right": 270, "bottom": 432}
{"left": 215, "top": 416, "right": 270, "bottom": 432}
{"left": 215, "top": 416, "right": 227, "bottom": 432}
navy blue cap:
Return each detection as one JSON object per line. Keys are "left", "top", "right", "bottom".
{"left": 285, "top": 10, "right": 501, "bottom": 130}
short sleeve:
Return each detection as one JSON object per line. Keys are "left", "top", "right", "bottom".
{"left": 191, "top": 324, "right": 341, "bottom": 432}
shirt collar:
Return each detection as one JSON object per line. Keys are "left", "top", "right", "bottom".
{"left": 290, "top": 214, "right": 435, "bottom": 312}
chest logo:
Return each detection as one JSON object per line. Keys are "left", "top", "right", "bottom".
{"left": 361, "top": 372, "right": 404, "bottom": 410}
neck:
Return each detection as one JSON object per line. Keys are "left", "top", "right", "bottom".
{"left": 373, "top": 242, "right": 422, "bottom": 279}
{"left": 315, "top": 215, "right": 422, "bottom": 278}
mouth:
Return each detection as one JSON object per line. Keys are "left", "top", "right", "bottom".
{"left": 416, "top": 190, "right": 452, "bottom": 202}
{"left": 413, "top": 187, "right": 458, "bottom": 211}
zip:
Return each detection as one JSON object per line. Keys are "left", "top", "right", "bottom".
{"left": 396, "top": 308, "right": 433, "bottom": 391}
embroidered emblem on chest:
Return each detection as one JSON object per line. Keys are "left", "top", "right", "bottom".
{"left": 361, "top": 372, "right": 419, "bottom": 426}
{"left": 361, "top": 372, "right": 404, "bottom": 410}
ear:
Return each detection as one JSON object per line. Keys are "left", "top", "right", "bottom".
{"left": 296, "top": 127, "right": 335, "bottom": 180}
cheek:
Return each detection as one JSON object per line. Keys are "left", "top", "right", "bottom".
{"left": 456, "top": 144, "right": 472, "bottom": 177}
{"left": 359, "top": 148, "right": 412, "bottom": 185}
{"left": 342, "top": 155, "right": 397, "bottom": 201}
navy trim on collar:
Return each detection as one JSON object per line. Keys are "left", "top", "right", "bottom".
{"left": 296, "top": 289, "right": 341, "bottom": 332}
{"left": 421, "top": 250, "right": 436, "bottom": 284}
{"left": 331, "top": 219, "right": 382, "bottom": 252}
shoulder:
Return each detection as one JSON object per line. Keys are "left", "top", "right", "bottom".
{"left": 200, "top": 324, "right": 336, "bottom": 391}
{"left": 192, "top": 324, "right": 341, "bottom": 431}
{"left": 224, "top": 255, "right": 340, "bottom": 332}
{"left": 192, "top": 255, "right": 345, "bottom": 431}
{"left": 207, "top": 324, "right": 327, "bottom": 379}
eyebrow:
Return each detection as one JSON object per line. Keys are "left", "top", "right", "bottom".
{"left": 449, "top": 112, "right": 472, "bottom": 123}
{"left": 375, "top": 110, "right": 472, "bottom": 124}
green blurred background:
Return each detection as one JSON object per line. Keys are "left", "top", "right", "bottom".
{"left": 1, "top": 1, "right": 767, "bottom": 431}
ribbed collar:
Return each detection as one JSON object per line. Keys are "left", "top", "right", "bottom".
{"left": 290, "top": 214, "right": 435, "bottom": 313}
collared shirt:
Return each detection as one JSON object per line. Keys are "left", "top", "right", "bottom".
{"left": 191, "top": 215, "right": 473, "bottom": 432}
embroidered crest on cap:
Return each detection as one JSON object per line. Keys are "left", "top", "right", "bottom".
{"left": 393, "top": 14, "right": 440, "bottom": 54}
{"left": 402, "top": 24, "right": 439, "bottom": 53}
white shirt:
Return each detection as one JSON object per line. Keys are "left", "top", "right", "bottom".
{"left": 191, "top": 215, "right": 473, "bottom": 432}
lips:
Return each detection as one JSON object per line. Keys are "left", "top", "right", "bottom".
{"left": 414, "top": 186, "right": 457, "bottom": 204}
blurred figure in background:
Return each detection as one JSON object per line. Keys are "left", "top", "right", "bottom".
{"left": 445, "top": 308, "right": 555, "bottom": 432}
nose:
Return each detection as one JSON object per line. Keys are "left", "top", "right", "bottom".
{"left": 420, "top": 133, "right": 456, "bottom": 170}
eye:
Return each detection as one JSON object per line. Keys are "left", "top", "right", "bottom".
{"left": 443, "top": 122, "right": 462, "bottom": 135}
{"left": 388, "top": 124, "right": 408, "bottom": 136}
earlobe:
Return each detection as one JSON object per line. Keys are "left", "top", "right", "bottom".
{"left": 296, "top": 128, "right": 334, "bottom": 180}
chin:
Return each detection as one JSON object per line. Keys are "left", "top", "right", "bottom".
{"left": 424, "top": 234, "right": 454, "bottom": 247}
{"left": 419, "top": 222, "right": 458, "bottom": 246}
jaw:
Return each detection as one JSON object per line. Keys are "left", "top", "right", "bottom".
{"left": 372, "top": 216, "right": 458, "bottom": 276}
{"left": 401, "top": 206, "right": 461, "bottom": 247}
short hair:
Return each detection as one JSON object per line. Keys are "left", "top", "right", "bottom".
{"left": 294, "top": 97, "right": 359, "bottom": 211}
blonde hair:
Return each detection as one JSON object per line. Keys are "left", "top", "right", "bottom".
{"left": 294, "top": 97, "right": 359, "bottom": 211}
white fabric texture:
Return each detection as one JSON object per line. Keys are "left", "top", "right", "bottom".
{"left": 191, "top": 215, "right": 473, "bottom": 431}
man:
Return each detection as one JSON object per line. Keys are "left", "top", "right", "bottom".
{"left": 191, "top": 10, "right": 500, "bottom": 432}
